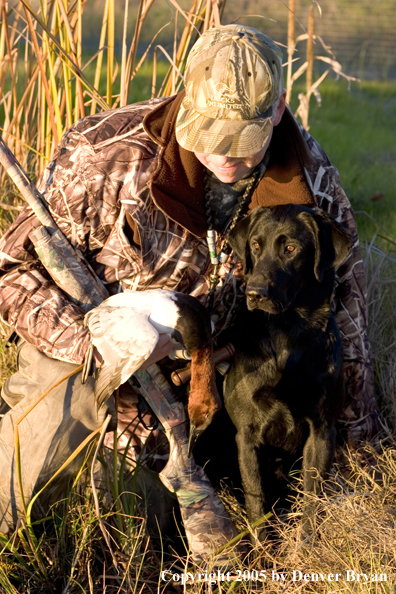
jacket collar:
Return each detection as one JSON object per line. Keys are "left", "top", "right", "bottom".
{"left": 143, "top": 92, "right": 317, "bottom": 238}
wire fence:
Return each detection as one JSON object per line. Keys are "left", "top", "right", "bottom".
{"left": 224, "top": 0, "right": 396, "bottom": 80}
{"left": 7, "top": 0, "right": 393, "bottom": 80}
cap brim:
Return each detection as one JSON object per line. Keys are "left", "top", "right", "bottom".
{"left": 175, "top": 104, "right": 272, "bottom": 158}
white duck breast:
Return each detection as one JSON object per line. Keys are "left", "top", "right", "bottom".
{"left": 84, "top": 289, "right": 211, "bottom": 411}
{"left": 85, "top": 305, "right": 160, "bottom": 408}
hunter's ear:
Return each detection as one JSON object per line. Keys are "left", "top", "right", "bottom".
{"left": 228, "top": 214, "right": 254, "bottom": 274}
{"left": 298, "top": 210, "right": 352, "bottom": 282}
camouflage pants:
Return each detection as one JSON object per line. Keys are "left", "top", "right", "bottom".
{"left": 0, "top": 342, "right": 171, "bottom": 535}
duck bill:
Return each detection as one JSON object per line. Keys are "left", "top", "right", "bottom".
{"left": 187, "top": 424, "right": 202, "bottom": 458}
{"left": 81, "top": 343, "right": 94, "bottom": 384}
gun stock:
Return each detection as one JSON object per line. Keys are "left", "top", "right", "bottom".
{"left": 0, "top": 136, "right": 108, "bottom": 311}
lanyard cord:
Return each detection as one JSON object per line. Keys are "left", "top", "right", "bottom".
{"left": 203, "top": 164, "right": 262, "bottom": 313}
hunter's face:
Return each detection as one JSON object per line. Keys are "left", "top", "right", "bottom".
{"left": 193, "top": 91, "right": 286, "bottom": 183}
{"left": 194, "top": 135, "right": 272, "bottom": 183}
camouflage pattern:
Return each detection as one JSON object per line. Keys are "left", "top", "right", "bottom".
{"left": 102, "top": 383, "right": 169, "bottom": 471}
{"left": 29, "top": 226, "right": 108, "bottom": 311}
{"left": 301, "top": 128, "right": 379, "bottom": 443}
{"left": 176, "top": 25, "right": 283, "bottom": 157}
{"left": 0, "top": 136, "right": 108, "bottom": 312}
{"left": 0, "top": 94, "right": 378, "bottom": 446}
{"left": 133, "top": 365, "right": 241, "bottom": 562}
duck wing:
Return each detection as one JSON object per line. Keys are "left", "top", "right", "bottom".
{"left": 85, "top": 306, "right": 159, "bottom": 409}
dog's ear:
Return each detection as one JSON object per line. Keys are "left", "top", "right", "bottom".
{"left": 298, "top": 210, "right": 353, "bottom": 282}
{"left": 228, "top": 213, "right": 255, "bottom": 274}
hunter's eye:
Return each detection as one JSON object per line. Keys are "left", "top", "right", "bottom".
{"left": 252, "top": 241, "right": 260, "bottom": 251}
{"left": 284, "top": 245, "right": 296, "bottom": 254}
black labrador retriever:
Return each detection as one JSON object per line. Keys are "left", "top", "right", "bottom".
{"left": 223, "top": 204, "right": 352, "bottom": 536}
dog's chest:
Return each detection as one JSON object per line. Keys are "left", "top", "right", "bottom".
{"left": 223, "top": 312, "right": 339, "bottom": 450}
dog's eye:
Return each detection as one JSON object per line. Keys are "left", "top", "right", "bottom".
{"left": 284, "top": 245, "right": 296, "bottom": 254}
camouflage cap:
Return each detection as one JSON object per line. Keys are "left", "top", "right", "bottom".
{"left": 175, "top": 24, "right": 284, "bottom": 158}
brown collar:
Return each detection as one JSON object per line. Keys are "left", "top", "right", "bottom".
{"left": 143, "top": 92, "right": 317, "bottom": 238}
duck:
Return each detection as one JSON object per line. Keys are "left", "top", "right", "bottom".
{"left": 82, "top": 288, "right": 221, "bottom": 452}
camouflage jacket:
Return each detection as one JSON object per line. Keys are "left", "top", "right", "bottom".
{"left": 0, "top": 92, "right": 378, "bottom": 441}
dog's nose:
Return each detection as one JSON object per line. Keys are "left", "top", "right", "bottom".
{"left": 246, "top": 287, "right": 269, "bottom": 304}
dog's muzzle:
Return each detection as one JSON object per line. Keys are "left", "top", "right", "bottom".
{"left": 246, "top": 287, "right": 270, "bottom": 309}
{"left": 246, "top": 287, "right": 287, "bottom": 314}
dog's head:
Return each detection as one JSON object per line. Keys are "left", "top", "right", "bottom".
{"left": 228, "top": 205, "right": 352, "bottom": 314}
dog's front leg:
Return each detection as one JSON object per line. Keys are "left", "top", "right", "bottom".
{"left": 301, "top": 421, "right": 336, "bottom": 537}
{"left": 235, "top": 431, "right": 268, "bottom": 540}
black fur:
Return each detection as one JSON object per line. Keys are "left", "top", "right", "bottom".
{"left": 223, "top": 204, "right": 352, "bottom": 536}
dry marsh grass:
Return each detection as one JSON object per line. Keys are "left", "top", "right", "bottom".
{"left": 0, "top": 442, "right": 395, "bottom": 592}
{"left": 216, "top": 445, "right": 396, "bottom": 594}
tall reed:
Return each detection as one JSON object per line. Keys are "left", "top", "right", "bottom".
{"left": 286, "top": 0, "right": 357, "bottom": 130}
{"left": 0, "top": 0, "right": 228, "bottom": 181}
